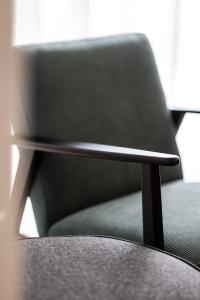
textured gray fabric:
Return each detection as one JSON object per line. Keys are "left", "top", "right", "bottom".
{"left": 49, "top": 181, "right": 200, "bottom": 266}
{"left": 16, "top": 236, "right": 200, "bottom": 300}
{"left": 20, "top": 33, "right": 182, "bottom": 235}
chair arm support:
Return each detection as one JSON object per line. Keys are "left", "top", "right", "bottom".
{"left": 169, "top": 106, "right": 200, "bottom": 114}
{"left": 12, "top": 137, "right": 179, "bottom": 166}
{"left": 11, "top": 136, "right": 180, "bottom": 250}
{"left": 169, "top": 106, "right": 200, "bottom": 131}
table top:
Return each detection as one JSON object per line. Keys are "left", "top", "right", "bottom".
{"left": 16, "top": 236, "right": 200, "bottom": 300}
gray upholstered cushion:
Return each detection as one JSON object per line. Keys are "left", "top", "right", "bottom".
{"left": 16, "top": 236, "right": 200, "bottom": 300}
{"left": 21, "top": 33, "right": 182, "bottom": 235}
{"left": 49, "top": 181, "right": 200, "bottom": 266}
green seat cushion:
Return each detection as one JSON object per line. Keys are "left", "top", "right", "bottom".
{"left": 48, "top": 180, "right": 200, "bottom": 266}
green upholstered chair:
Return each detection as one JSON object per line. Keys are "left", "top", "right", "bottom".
{"left": 12, "top": 33, "right": 200, "bottom": 266}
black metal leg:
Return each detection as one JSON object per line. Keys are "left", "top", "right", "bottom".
{"left": 141, "top": 164, "right": 164, "bottom": 250}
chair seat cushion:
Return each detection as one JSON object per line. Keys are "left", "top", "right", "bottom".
{"left": 48, "top": 180, "right": 200, "bottom": 266}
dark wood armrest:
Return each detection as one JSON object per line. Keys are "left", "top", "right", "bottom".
{"left": 12, "top": 137, "right": 179, "bottom": 166}
{"left": 11, "top": 136, "right": 180, "bottom": 251}
{"left": 169, "top": 106, "right": 200, "bottom": 114}
{"left": 169, "top": 106, "right": 200, "bottom": 131}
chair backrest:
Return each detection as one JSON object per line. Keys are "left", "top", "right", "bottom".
{"left": 20, "top": 33, "right": 182, "bottom": 236}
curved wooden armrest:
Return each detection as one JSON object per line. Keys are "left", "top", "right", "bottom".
{"left": 11, "top": 137, "right": 179, "bottom": 166}
{"left": 169, "top": 106, "right": 200, "bottom": 130}
{"left": 11, "top": 136, "right": 180, "bottom": 251}
{"left": 169, "top": 106, "right": 200, "bottom": 114}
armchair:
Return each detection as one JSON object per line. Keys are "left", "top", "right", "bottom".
{"left": 12, "top": 33, "right": 200, "bottom": 266}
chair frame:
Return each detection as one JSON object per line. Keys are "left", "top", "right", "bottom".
{"left": 11, "top": 93, "right": 200, "bottom": 250}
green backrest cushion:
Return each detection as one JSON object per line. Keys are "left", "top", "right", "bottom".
{"left": 21, "top": 33, "right": 182, "bottom": 235}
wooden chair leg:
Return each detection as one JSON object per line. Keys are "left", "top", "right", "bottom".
{"left": 141, "top": 164, "right": 164, "bottom": 250}
{"left": 11, "top": 149, "right": 39, "bottom": 234}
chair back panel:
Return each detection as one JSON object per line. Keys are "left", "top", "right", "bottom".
{"left": 21, "top": 34, "right": 182, "bottom": 235}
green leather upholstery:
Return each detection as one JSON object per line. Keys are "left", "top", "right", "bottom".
{"left": 21, "top": 34, "right": 182, "bottom": 236}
